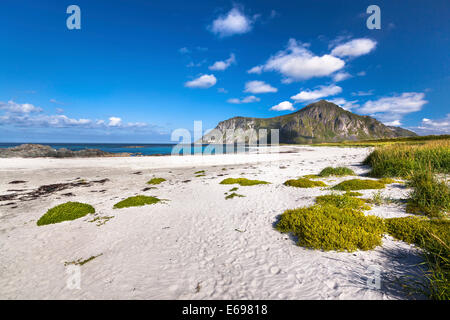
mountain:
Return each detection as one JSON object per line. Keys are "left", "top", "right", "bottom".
{"left": 201, "top": 100, "right": 417, "bottom": 144}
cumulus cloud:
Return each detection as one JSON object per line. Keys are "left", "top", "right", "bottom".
{"left": 247, "top": 65, "right": 263, "bottom": 74}
{"left": 384, "top": 120, "right": 402, "bottom": 126}
{"left": 209, "top": 53, "right": 236, "bottom": 71}
{"left": 358, "top": 92, "right": 427, "bottom": 115}
{"left": 351, "top": 90, "right": 374, "bottom": 97}
{"left": 184, "top": 74, "right": 217, "bottom": 88}
{"left": 209, "top": 7, "right": 254, "bottom": 37}
{"left": 332, "top": 72, "right": 351, "bottom": 82}
{"left": 331, "top": 38, "right": 377, "bottom": 57}
{"left": 227, "top": 95, "right": 260, "bottom": 104}
{"left": 108, "top": 117, "right": 122, "bottom": 127}
{"left": 270, "top": 101, "right": 294, "bottom": 111}
{"left": 261, "top": 39, "right": 345, "bottom": 81}
{"left": 0, "top": 113, "right": 147, "bottom": 129}
{"left": 328, "top": 98, "right": 359, "bottom": 111}
{"left": 412, "top": 114, "right": 450, "bottom": 134}
{"left": 0, "top": 100, "right": 42, "bottom": 113}
{"left": 244, "top": 80, "right": 277, "bottom": 94}
{"left": 291, "top": 85, "right": 342, "bottom": 102}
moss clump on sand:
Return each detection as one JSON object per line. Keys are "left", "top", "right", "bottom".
{"left": 378, "top": 178, "right": 401, "bottom": 184}
{"left": 315, "top": 193, "right": 371, "bottom": 210}
{"left": 194, "top": 170, "right": 205, "bottom": 174}
{"left": 276, "top": 205, "right": 385, "bottom": 252}
{"left": 319, "top": 167, "right": 355, "bottom": 177}
{"left": 385, "top": 217, "right": 450, "bottom": 299}
{"left": 37, "top": 202, "right": 95, "bottom": 226}
{"left": 220, "top": 178, "right": 269, "bottom": 186}
{"left": 113, "top": 195, "right": 161, "bottom": 209}
{"left": 346, "top": 191, "right": 363, "bottom": 197}
{"left": 229, "top": 187, "right": 239, "bottom": 192}
{"left": 225, "top": 192, "right": 246, "bottom": 200}
{"left": 332, "top": 179, "right": 386, "bottom": 191}
{"left": 284, "top": 178, "right": 327, "bottom": 188}
{"left": 147, "top": 178, "right": 166, "bottom": 185}
{"left": 303, "top": 174, "right": 320, "bottom": 179}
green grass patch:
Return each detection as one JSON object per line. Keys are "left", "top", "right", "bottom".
{"left": 113, "top": 195, "right": 161, "bottom": 209}
{"left": 276, "top": 205, "right": 385, "bottom": 252}
{"left": 225, "top": 192, "right": 246, "bottom": 200}
{"left": 194, "top": 170, "right": 205, "bottom": 174}
{"left": 220, "top": 178, "right": 269, "bottom": 186}
{"left": 346, "top": 191, "right": 363, "bottom": 197}
{"left": 363, "top": 139, "right": 450, "bottom": 178}
{"left": 284, "top": 178, "right": 327, "bottom": 188}
{"left": 315, "top": 193, "right": 371, "bottom": 210}
{"left": 406, "top": 169, "right": 449, "bottom": 217}
{"left": 319, "top": 166, "right": 355, "bottom": 177}
{"left": 229, "top": 187, "right": 238, "bottom": 192}
{"left": 385, "top": 217, "right": 450, "bottom": 299}
{"left": 332, "top": 179, "right": 386, "bottom": 191}
{"left": 147, "top": 177, "right": 166, "bottom": 185}
{"left": 303, "top": 174, "right": 320, "bottom": 179}
{"left": 37, "top": 202, "right": 95, "bottom": 226}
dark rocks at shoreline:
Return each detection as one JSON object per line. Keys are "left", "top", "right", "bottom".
{"left": 0, "top": 144, "right": 132, "bottom": 158}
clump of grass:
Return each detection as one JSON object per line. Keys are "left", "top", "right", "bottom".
{"left": 385, "top": 217, "right": 450, "bottom": 299}
{"left": 363, "top": 139, "right": 450, "bottom": 178}
{"left": 332, "top": 179, "right": 386, "bottom": 191}
{"left": 378, "top": 177, "right": 401, "bottom": 184}
{"left": 88, "top": 215, "right": 114, "bottom": 226}
{"left": 37, "top": 202, "right": 95, "bottom": 226}
{"left": 65, "top": 253, "right": 103, "bottom": 266}
{"left": 365, "top": 191, "right": 394, "bottom": 206}
{"left": 406, "top": 168, "right": 449, "bottom": 217}
{"left": 195, "top": 174, "right": 206, "bottom": 177}
{"left": 346, "top": 191, "right": 363, "bottom": 197}
{"left": 315, "top": 193, "right": 371, "bottom": 210}
{"left": 229, "top": 187, "right": 238, "bottom": 192}
{"left": 303, "top": 174, "right": 320, "bottom": 179}
{"left": 276, "top": 205, "right": 385, "bottom": 252}
{"left": 225, "top": 192, "right": 246, "bottom": 200}
{"left": 147, "top": 177, "right": 166, "bottom": 185}
{"left": 220, "top": 178, "right": 269, "bottom": 186}
{"left": 319, "top": 167, "right": 355, "bottom": 177}
{"left": 194, "top": 170, "right": 205, "bottom": 174}
{"left": 113, "top": 195, "right": 161, "bottom": 209}
{"left": 283, "top": 178, "right": 327, "bottom": 188}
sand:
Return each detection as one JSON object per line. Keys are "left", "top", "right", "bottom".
{"left": 0, "top": 146, "right": 424, "bottom": 299}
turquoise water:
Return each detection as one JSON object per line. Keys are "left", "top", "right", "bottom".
{"left": 0, "top": 143, "right": 249, "bottom": 156}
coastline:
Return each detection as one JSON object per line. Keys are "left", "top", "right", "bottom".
{"left": 0, "top": 146, "right": 422, "bottom": 299}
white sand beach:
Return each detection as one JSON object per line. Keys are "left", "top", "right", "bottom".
{"left": 0, "top": 146, "right": 423, "bottom": 299}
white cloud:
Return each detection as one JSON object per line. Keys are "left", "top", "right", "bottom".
{"left": 414, "top": 114, "right": 450, "bottom": 134}
{"left": 384, "top": 120, "right": 402, "bottom": 126}
{"left": 328, "top": 98, "right": 359, "bottom": 111}
{"left": 270, "top": 101, "right": 294, "bottom": 111}
{"left": 217, "top": 87, "right": 228, "bottom": 93}
{"left": 209, "top": 53, "right": 236, "bottom": 71}
{"left": 0, "top": 100, "right": 42, "bottom": 113}
{"left": 331, "top": 38, "right": 377, "bottom": 57}
{"left": 179, "top": 47, "right": 190, "bottom": 54}
{"left": 247, "top": 65, "right": 263, "bottom": 74}
{"left": 184, "top": 74, "right": 217, "bottom": 89}
{"left": 357, "top": 71, "right": 366, "bottom": 76}
{"left": 49, "top": 99, "right": 66, "bottom": 106}
{"left": 209, "top": 8, "right": 254, "bottom": 37}
{"left": 359, "top": 92, "right": 427, "bottom": 115}
{"left": 332, "top": 72, "right": 351, "bottom": 82}
{"left": 108, "top": 117, "right": 122, "bottom": 127}
{"left": 244, "top": 80, "right": 277, "bottom": 94}
{"left": 227, "top": 95, "right": 260, "bottom": 104}
{"left": 0, "top": 113, "right": 147, "bottom": 129}
{"left": 351, "top": 90, "right": 374, "bottom": 97}
{"left": 261, "top": 39, "right": 345, "bottom": 81}
{"left": 291, "top": 84, "right": 342, "bottom": 102}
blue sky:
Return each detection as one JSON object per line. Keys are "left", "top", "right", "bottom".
{"left": 0, "top": 0, "right": 449, "bottom": 142}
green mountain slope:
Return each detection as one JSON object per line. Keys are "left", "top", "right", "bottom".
{"left": 202, "top": 100, "right": 417, "bottom": 144}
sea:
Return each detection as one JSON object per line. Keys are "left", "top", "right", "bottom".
{"left": 0, "top": 143, "right": 251, "bottom": 156}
